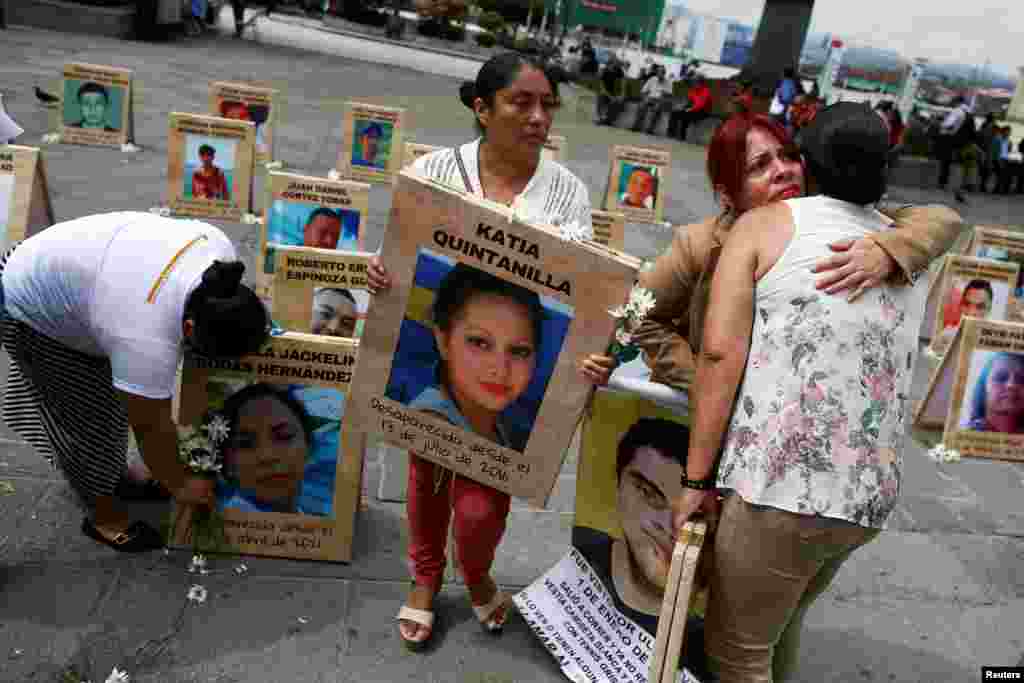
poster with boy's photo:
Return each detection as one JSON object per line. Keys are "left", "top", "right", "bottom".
{"left": 336, "top": 101, "right": 406, "bottom": 184}
{"left": 541, "top": 134, "right": 566, "bottom": 164}
{"left": 930, "top": 254, "right": 1019, "bottom": 356}
{"left": 210, "top": 81, "right": 280, "bottom": 164}
{"left": 968, "top": 226, "right": 1024, "bottom": 320}
{"left": 172, "top": 333, "right": 364, "bottom": 562}
{"left": 514, "top": 388, "right": 708, "bottom": 683}
{"left": 167, "top": 112, "right": 255, "bottom": 221}
{"left": 940, "top": 318, "right": 1024, "bottom": 462}
{"left": 59, "top": 63, "right": 133, "bottom": 148}
{"left": 259, "top": 170, "right": 370, "bottom": 298}
{"left": 604, "top": 145, "right": 670, "bottom": 223}
{"left": 341, "top": 170, "right": 641, "bottom": 507}
{"left": 402, "top": 142, "right": 442, "bottom": 169}
{"left": 272, "top": 245, "right": 372, "bottom": 338}
{"left": 0, "top": 145, "right": 55, "bottom": 250}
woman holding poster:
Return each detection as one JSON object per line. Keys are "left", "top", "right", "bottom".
{"left": 367, "top": 52, "right": 592, "bottom": 650}
{"left": 578, "top": 112, "right": 964, "bottom": 389}
{"left": 0, "top": 212, "right": 268, "bottom": 553}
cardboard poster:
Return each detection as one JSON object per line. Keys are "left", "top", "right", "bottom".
{"left": 272, "top": 246, "right": 373, "bottom": 338}
{"left": 210, "top": 81, "right": 280, "bottom": 164}
{"left": 929, "top": 255, "right": 1019, "bottom": 356}
{"left": 59, "top": 63, "right": 133, "bottom": 147}
{"left": 336, "top": 102, "right": 406, "bottom": 184}
{"left": 167, "top": 112, "right": 256, "bottom": 221}
{"left": 939, "top": 318, "right": 1024, "bottom": 461}
{"left": 402, "top": 141, "right": 442, "bottom": 169}
{"left": 541, "top": 134, "right": 567, "bottom": 164}
{"left": 172, "top": 333, "right": 364, "bottom": 562}
{"left": 966, "top": 226, "right": 1024, "bottom": 321}
{"left": 260, "top": 170, "right": 370, "bottom": 298}
{"left": 514, "top": 388, "right": 707, "bottom": 683}
{"left": 342, "top": 171, "right": 641, "bottom": 507}
{"left": 591, "top": 210, "right": 626, "bottom": 252}
{"left": 604, "top": 145, "right": 670, "bottom": 223}
{"left": 0, "top": 145, "right": 54, "bottom": 250}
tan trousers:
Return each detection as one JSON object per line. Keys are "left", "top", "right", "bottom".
{"left": 704, "top": 494, "right": 880, "bottom": 683}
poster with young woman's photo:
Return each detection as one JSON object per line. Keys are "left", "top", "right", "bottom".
{"left": 604, "top": 145, "right": 670, "bottom": 223}
{"left": 942, "top": 318, "right": 1024, "bottom": 462}
{"left": 0, "top": 145, "right": 54, "bottom": 249}
{"left": 59, "top": 63, "right": 132, "bottom": 147}
{"left": 336, "top": 101, "right": 405, "bottom": 184}
{"left": 167, "top": 113, "right": 255, "bottom": 221}
{"left": 210, "top": 81, "right": 280, "bottom": 164}
{"left": 969, "top": 226, "right": 1024, "bottom": 320}
{"left": 173, "top": 333, "right": 364, "bottom": 561}
{"left": 259, "top": 170, "right": 369, "bottom": 297}
{"left": 271, "top": 245, "right": 372, "bottom": 338}
{"left": 341, "top": 170, "right": 640, "bottom": 507}
{"left": 514, "top": 388, "right": 708, "bottom": 683}
{"left": 930, "top": 254, "right": 1019, "bottom": 356}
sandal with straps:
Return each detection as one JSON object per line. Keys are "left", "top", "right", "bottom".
{"left": 396, "top": 582, "right": 437, "bottom": 651}
{"left": 471, "top": 587, "right": 510, "bottom": 635}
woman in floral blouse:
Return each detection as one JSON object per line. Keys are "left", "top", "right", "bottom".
{"left": 675, "top": 103, "right": 930, "bottom": 682}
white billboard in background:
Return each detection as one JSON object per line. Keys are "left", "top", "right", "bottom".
{"left": 692, "top": 16, "right": 727, "bottom": 64}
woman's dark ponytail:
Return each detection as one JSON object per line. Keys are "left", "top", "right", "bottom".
{"left": 185, "top": 260, "right": 268, "bottom": 359}
{"left": 201, "top": 260, "right": 245, "bottom": 298}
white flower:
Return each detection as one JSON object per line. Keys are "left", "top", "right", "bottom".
{"left": 242, "top": 213, "right": 262, "bottom": 225}
{"left": 105, "top": 667, "right": 129, "bottom": 683}
{"left": 186, "top": 585, "right": 208, "bottom": 604}
{"left": 120, "top": 143, "right": 140, "bottom": 153}
{"left": 615, "top": 328, "right": 633, "bottom": 346}
{"left": 558, "top": 220, "right": 591, "bottom": 243}
{"left": 189, "top": 554, "right": 207, "bottom": 574}
{"left": 327, "top": 168, "right": 342, "bottom": 181}
{"left": 42, "top": 132, "right": 61, "bottom": 144}
{"left": 234, "top": 563, "right": 248, "bottom": 575}
{"left": 943, "top": 448, "right": 962, "bottom": 463}
{"left": 608, "top": 305, "right": 629, "bottom": 319}
{"left": 297, "top": 616, "right": 309, "bottom": 625}
{"left": 628, "top": 285, "right": 656, "bottom": 319}
{"left": 264, "top": 160, "right": 283, "bottom": 170}
{"left": 206, "top": 415, "right": 231, "bottom": 444}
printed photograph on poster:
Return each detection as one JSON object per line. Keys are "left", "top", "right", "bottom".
{"left": 210, "top": 81, "right": 278, "bottom": 162}
{"left": 402, "top": 141, "right": 442, "bottom": 168}
{"left": 512, "top": 387, "right": 708, "bottom": 683}
{"left": 970, "top": 227, "right": 1024, "bottom": 320}
{"left": 1, "top": 145, "right": 54, "bottom": 248}
{"left": 941, "top": 318, "right": 1024, "bottom": 462}
{"left": 167, "top": 112, "right": 255, "bottom": 221}
{"left": 604, "top": 145, "right": 670, "bottom": 223}
{"left": 931, "top": 255, "right": 1019, "bottom": 355}
{"left": 383, "top": 249, "right": 574, "bottom": 453}
{"left": 337, "top": 102, "right": 405, "bottom": 183}
{"left": 341, "top": 170, "right": 641, "bottom": 506}
{"left": 272, "top": 245, "right": 372, "bottom": 338}
{"left": 59, "top": 63, "right": 131, "bottom": 147}
{"left": 173, "top": 333, "right": 363, "bottom": 561}
{"left": 541, "top": 134, "right": 566, "bottom": 163}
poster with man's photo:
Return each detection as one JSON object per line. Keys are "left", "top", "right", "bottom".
{"left": 173, "top": 333, "right": 364, "bottom": 561}
{"left": 59, "top": 63, "right": 133, "bottom": 147}
{"left": 967, "top": 226, "right": 1024, "bottom": 321}
{"left": 604, "top": 145, "right": 670, "bottom": 223}
{"left": 341, "top": 170, "right": 641, "bottom": 507}
{"left": 0, "top": 145, "right": 55, "bottom": 250}
{"left": 514, "top": 388, "right": 708, "bottom": 683}
{"left": 210, "top": 81, "right": 280, "bottom": 164}
{"left": 939, "top": 318, "right": 1024, "bottom": 462}
{"left": 336, "top": 101, "right": 406, "bottom": 184}
{"left": 259, "top": 170, "right": 370, "bottom": 297}
{"left": 272, "top": 245, "right": 372, "bottom": 339}
{"left": 167, "top": 112, "right": 256, "bottom": 221}
{"left": 929, "top": 254, "right": 1019, "bottom": 356}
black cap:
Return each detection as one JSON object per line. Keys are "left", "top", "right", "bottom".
{"left": 799, "top": 101, "right": 889, "bottom": 173}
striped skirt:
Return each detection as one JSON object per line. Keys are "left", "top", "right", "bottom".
{"left": 0, "top": 244, "right": 129, "bottom": 503}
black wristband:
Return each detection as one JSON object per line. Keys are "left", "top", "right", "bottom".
{"left": 681, "top": 475, "right": 715, "bottom": 491}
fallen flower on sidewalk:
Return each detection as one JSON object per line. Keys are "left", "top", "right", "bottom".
{"left": 104, "top": 667, "right": 130, "bottom": 683}
{"left": 0, "top": 481, "right": 14, "bottom": 495}
{"left": 120, "top": 143, "right": 140, "bottom": 153}
{"left": 327, "top": 168, "right": 341, "bottom": 181}
{"left": 42, "top": 132, "right": 61, "bottom": 144}
{"left": 926, "top": 443, "right": 962, "bottom": 463}
{"left": 188, "top": 554, "right": 208, "bottom": 574}
{"left": 234, "top": 562, "right": 248, "bottom": 575}
{"left": 187, "top": 585, "right": 208, "bottom": 605}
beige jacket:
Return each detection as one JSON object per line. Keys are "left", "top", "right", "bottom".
{"left": 633, "top": 204, "right": 965, "bottom": 390}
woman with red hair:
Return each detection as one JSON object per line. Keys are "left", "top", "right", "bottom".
{"left": 579, "top": 113, "right": 963, "bottom": 391}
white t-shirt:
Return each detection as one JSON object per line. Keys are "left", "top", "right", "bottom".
{"left": 2, "top": 211, "right": 237, "bottom": 399}
{"left": 409, "top": 138, "right": 593, "bottom": 235}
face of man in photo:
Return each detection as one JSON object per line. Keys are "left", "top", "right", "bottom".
{"left": 200, "top": 150, "right": 216, "bottom": 169}
{"left": 79, "top": 91, "right": 108, "bottom": 129}
{"left": 625, "top": 169, "right": 655, "bottom": 207}
{"left": 616, "top": 445, "right": 683, "bottom": 593}
{"left": 360, "top": 130, "right": 380, "bottom": 163}
{"left": 303, "top": 213, "right": 342, "bottom": 249}
{"left": 961, "top": 286, "right": 993, "bottom": 320}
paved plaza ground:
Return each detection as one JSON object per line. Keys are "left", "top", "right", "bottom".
{"left": 1, "top": 21, "right": 1023, "bottom": 683}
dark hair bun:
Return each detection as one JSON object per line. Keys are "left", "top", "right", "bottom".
{"left": 458, "top": 81, "right": 478, "bottom": 109}
{"left": 202, "top": 260, "right": 246, "bottom": 298}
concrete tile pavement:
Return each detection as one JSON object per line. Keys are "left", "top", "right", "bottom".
{"left": 1, "top": 22, "right": 1023, "bottom": 682}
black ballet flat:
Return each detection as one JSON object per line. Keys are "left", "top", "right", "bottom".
{"left": 114, "top": 476, "right": 171, "bottom": 502}
{"left": 81, "top": 519, "right": 165, "bottom": 553}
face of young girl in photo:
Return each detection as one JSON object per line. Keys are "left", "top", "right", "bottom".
{"left": 435, "top": 293, "right": 537, "bottom": 416}
{"left": 225, "top": 395, "right": 307, "bottom": 508}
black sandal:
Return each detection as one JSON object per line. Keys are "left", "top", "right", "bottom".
{"left": 81, "top": 519, "right": 165, "bottom": 553}
{"left": 114, "top": 476, "right": 171, "bottom": 502}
